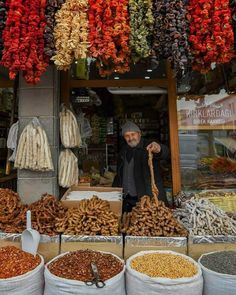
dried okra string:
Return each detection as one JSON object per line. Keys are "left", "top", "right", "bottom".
{"left": 48, "top": 250, "right": 124, "bottom": 281}
{"left": 131, "top": 253, "right": 198, "bottom": 279}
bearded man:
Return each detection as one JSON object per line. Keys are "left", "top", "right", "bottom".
{"left": 113, "top": 120, "right": 169, "bottom": 212}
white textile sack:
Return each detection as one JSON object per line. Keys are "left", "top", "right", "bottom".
{"left": 7, "top": 121, "right": 19, "bottom": 162}
{"left": 126, "top": 250, "right": 203, "bottom": 295}
{"left": 199, "top": 252, "right": 236, "bottom": 295}
{"left": 44, "top": 251, "right": 126, "bottom": 295}
{"left": 0, "top": 254, "right": 44, "bottom": 295}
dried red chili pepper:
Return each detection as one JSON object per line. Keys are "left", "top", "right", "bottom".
{"left": 188, "top": 0, "right": 235, "bottom": 73}
{"left": 1, "top": 0, "right": 49, "bottom": 84}
{"left": 88, "top": 0, "right": 131, "bottom": 76}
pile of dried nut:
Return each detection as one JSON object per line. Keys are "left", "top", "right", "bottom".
{"left": 0, "top": 246, "right": 41, "bottom": 278}
{"left": 48, "top": 250, "right": 124, "bottom": 281}
{"left": 130, "top": 252, "right": 198, "bottom": 279}
{"left": 123, "top": 195, "right": 187, "bottom": 237}
{"left": 55, "top": 196, "right": 119, "bottom": 235}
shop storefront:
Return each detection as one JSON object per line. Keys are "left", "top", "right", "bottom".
{"left": 0, "top": 0, "right": 235, "bottom": 294}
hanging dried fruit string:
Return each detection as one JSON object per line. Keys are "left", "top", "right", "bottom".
{"left": 89, "top": 0, "right": 131, "bottom": 76}
{"left": 129, "top": 0, "right": 154, "bottom": 63}
{"left": 52, "top": 0, "right": 89, "bottom": 70}
{"left": 151, "top": 0, "right": 191, "bottom": 76}
{"left": 0, "top": 0, "right": 7, "bottom": 59}
{"left": 44, "top": 0, "right": 65, "bottom": 58}
{"left": 188, "top": 0, "right": 235, "bottom": 73}
{"left": 1, "top": 0, "right": 49, "bottom": 83}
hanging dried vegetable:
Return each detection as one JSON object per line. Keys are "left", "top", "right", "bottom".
{"left": 52, "top": 0, "right": 89, "bottom": 70}
{"left": 151, "top": 0, "right": 191, "bottom": 75}
{"left": 230, "top": 0, "right": 236, "bottom": 51}
{"left": 188, "top": 0, "right": 235, "bottom": 73}
{"left": 44, "top": 0, "right": 65, "bottom": 58}
{"left": 0, "top": 0, "right": 7, "bottom": 59}
{"left": 1, "top": 0, "right": 49, "bottom": 83}
{"left": 129, "top": 0, "right": 154, "bottom": 62}
{"left": 89, "top": 0, "right": 131, "bottom": 76}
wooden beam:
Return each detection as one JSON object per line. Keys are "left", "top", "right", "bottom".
{"left": 166, "top": 62, "right": 181, "bottom": 196}
{"left": 70, "top": 78, "right": 168, "bottom": 88}
{"left": 0, "top": 79, "right": 14, "bottom": 88}
{"left": 60, "top": 70, "right": 70, "bottom": 107}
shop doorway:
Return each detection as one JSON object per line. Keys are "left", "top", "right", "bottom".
{"left": 60, "top": 62, "right": 181, "bottom": 198}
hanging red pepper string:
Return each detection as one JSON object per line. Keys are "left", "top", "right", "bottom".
{"left": 188, "top": 0, "right": 235, "bottom": 73}
{"left": 1, "top": 0, "right": 49, "bottom": 84}
{"left": 89, "top": 0, "right": 131, "bottom": 77}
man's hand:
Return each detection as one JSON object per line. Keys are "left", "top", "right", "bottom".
{"left": 146, "top": 142, "right": 161, "bottom": 154}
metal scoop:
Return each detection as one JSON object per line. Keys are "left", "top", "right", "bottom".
{"left": 21, "top": 210, "right": 40, "bottom": 256}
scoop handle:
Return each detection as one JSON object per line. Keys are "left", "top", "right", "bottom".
{"left": 26, "top": 210, "right": 32, "bottom": 230}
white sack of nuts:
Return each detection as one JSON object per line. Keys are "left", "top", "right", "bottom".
{"left": 174, "top": 198, "right": 236, "bottom": 236}
{"left": 14, "top": 118, "right": 54, "bottom": 171}
{"left": 59, "top": 149, "right": 78, "bottom": 188}
{"left": 59, "top": 106, "right": 82, "bottom": 148}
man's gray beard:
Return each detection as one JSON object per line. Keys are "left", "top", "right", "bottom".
{"left": 127, "top": 141, "right": 139, "bottom": 148}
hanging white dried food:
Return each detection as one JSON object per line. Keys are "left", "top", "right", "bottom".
{"left": 59, "top": 106, "right": 82, "bottom": 148}
{"left": 58, "top": 149, "right": 78, "bottom": 188}
{"left": 14, "top": 119, "right": 54, "bottom": 171}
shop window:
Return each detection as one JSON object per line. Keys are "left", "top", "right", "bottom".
{"left": 177, "top": 90, "right": 236, "bottom": 191}
{"left": 70, "top": 60, "right": 166, "bottom": 80}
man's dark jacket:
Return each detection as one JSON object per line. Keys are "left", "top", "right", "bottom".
{"left": 112, "top": 138, "right": 169, "bottom": 204}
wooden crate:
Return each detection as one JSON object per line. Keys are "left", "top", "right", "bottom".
{"left": 0, "top": 232, "right": 60, "bottom": 262}
{"left": 61, "top": 185, "right": 123, "bottom": 215}
{"left": 188, "top": 235, "right": 236, "bottom": 261}
{"left": 124, "top": 236, "right": 187, "bottom": 260}
{"left": 61, "top": 235, "right": 123, "bottom": 258}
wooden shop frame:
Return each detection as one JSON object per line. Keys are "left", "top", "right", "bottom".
{"left": 60, "top": 61, "right": 181, "bottom": 196}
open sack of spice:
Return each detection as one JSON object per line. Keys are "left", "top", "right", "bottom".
{"left": 0, "top": 246, "right": 44, "bottom": 295}
{"left": 199, "top": 251, "right": 236, "bottom": 295}
{"left": 44, "top": 249, "right": 125, "bottom": 295}
{"left": 59, "top": 104, "right": 82, "bottom": 148}
{"left": 126, "top": 250, "right": 203, "bottom": 295}
{"left": 14, "top": 118, "right": 54, "bottom": 171}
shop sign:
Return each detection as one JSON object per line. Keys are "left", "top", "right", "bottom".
{"left": 177, "top": 94, "right": 236, "bottom": 130}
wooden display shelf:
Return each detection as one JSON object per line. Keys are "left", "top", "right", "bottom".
{"left": 0, "top": 172, "right": 17, "bottom": 183}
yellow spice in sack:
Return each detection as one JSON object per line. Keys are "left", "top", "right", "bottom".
{"left": 130, "top": 253, "right": 198, "bottom": 279}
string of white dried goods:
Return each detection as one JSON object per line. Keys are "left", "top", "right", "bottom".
{"left": 58, "top": 149, "right": 79, "bottom": 188}
{"left": 174, "top": 198, "right": 236, "bottom": 236}
{"left": 59, "top": 106, "right": 82, "bottom": 148}
{"left": 14, "top": 120, "right": 54, "bottom": 171}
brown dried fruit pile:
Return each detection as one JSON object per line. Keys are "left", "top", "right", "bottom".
{"left": 29, "top": 193, "right": 67, "bottom": 235}
{"left": 0, "top": 246, "right": 41, "bottom": 279}
{"left": 0, "top": 188, "right": 27, "bottom": 233}
{"left": 123, "top": 195, "right": 187, "bottom": 237}
{"left": 48, "top": 250, "right": 124, "bottom": 281}
{"left": 55, "top": 196, "right": 119, "bottom": 235}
